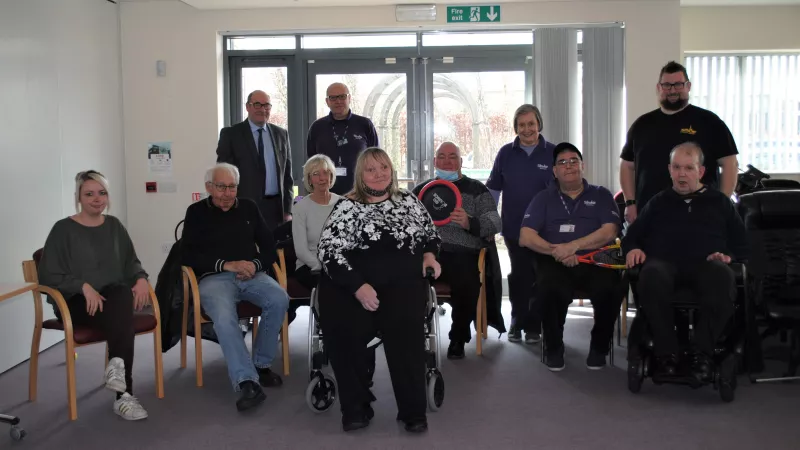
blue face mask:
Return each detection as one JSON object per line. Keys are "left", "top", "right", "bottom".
{"left": 435, "top": 168, "right": 459, "bottom": 182}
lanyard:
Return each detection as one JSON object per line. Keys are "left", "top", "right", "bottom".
{"left": 558, "top": 192, "right": 581, "bottom": 222}
{"left": 332, "top": 120, "right": 349, "bottom": 147}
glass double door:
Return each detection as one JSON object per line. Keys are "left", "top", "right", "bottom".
{"left": 307, "top": 57, "right": 530, "bottom": 189}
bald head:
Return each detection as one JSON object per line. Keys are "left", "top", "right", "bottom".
{"left": 669, "top": 142, "right": 705, "bottom": 166}
{"left": 325, "top": 83, "right": 351, "bottom": 119}
{"left": 245, "top": 90, "right": 271, "bottom": 126}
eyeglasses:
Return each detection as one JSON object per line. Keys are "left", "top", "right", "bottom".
{"left": 248, "top": 102, "right": 272, "bottom": 110}
{"left": 211, "top": 183, "right": 238, "bottom": 192}
{"left": 327, "top": 94, "right": 349, "bottom": 102}
{"left": 555, "top": 158, "right": 581, "bottom": 167}
{"left": 659, "top": 82, "right": 687, "bottom": 91}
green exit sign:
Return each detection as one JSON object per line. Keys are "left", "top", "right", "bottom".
{"left": 447, "top": 5, "right": 501, "bottom": 23}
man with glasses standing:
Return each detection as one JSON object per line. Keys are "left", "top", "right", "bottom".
{"left": 307, "top": 83, "right": 379, "bottom": 195}
{"left": 217, "top": 90, "right": 294, "bottom": 230}
{"left": 619, "top": 61, "right": 739, "bottom": 224}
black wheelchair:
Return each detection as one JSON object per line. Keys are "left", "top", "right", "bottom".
{"left": 626, "top": 263, "right": 748, "bottom": 402}
{"left": 304, "top": 271, "right": 445, "bottom": 413}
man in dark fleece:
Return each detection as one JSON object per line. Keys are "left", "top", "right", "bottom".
{"left": 622, "top": 142, "right": 748, "bottom": 380}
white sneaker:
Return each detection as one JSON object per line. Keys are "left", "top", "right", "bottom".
{"left": 104, "top": 357, "right": 127, "bottom": 393}
{"left": 113, "top": 393, "right": 148, "bottom": 421}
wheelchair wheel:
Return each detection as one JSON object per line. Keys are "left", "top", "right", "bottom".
{"left": 10, "top": 425, "right": 25, "bottom": 441}
{"left": 305, "top": 372, "right": 337, "bottom": 413}
{"left": 426, "top": 369, "right": 445, "bottom": 412}
{"left": 628, "top": 359, "right": 644, "bottom": 394}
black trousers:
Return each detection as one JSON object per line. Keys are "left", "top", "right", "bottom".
{"left": 58, "top": 284, "right": 135, "bottom": 394}
{"left": 438, "top": 251, "right": 481, "bottom": 343}
{"left": 535, "top": 255, "right": 624, "bottom": 355}
{"left": 506, "top": 239, "right": 541, "bottom": 334}
{"left": 318, "top": 276, "right": 427, "bottom": 421}
{"left": 637, "top": 259, "right": 735, "bottom": 357}
{"left": 257, "top": 195, "right": 284, "bottom": 230}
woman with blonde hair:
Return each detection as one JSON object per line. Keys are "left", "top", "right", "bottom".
{"left": 292, "top": 154, "right": 340, "bottom": 290}
{"left": 38, "top": 170, "right": 150, "bottom": 420}
{"left": 317, "top": 148, "right": 441, "bottom": 433}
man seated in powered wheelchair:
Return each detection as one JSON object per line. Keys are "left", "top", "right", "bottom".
{"left": 622, "top": 143, "right": 749, "bottom": 400}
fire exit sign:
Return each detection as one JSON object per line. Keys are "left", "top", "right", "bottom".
{"left": 447, "top": 5, "right": 501, "bottom": 23}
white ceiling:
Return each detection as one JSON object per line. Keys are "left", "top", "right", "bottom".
{"left": 117, "top": 0, "right": 800, "bottom": 9}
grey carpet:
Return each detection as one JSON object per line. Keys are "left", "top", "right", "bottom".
{"left": 1, "top": 301, "right": 798, "bottom": 449}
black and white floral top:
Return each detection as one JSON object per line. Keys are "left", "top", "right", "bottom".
{"left": 318, "top": 190, "right": 441, "bottom": 294}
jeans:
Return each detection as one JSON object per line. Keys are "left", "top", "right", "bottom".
{"left": 198, "top": 271, "right": 289, "bottom": 391}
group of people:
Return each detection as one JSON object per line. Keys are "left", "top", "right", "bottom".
{"left": 35, "top": 60, "right": 748, "bottom": 432}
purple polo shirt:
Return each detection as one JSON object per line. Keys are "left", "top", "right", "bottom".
{"left": 486, "top": 135, "right": 556, "bottom": 241}
{"left": 522, "top": 179, "right": 620, "bottom": 250}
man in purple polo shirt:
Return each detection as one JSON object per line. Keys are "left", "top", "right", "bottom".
{"left": 520, "top": 142, "right": 624, "bottom": 372}
{"left": 306, "top": 83, "right": 379, "bottom": 195}
{"left": 487, "top": 104, "right": 555, "bottom": 344}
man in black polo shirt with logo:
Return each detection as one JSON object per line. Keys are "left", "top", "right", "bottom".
{"left": 520, "top": 143, "right": 624, "bottom": 372}
{"left": 619, "top": 61, "right": 739, "bottom": 224}
{"left": 306, "top": 82, "right": 379, "bottom": 195}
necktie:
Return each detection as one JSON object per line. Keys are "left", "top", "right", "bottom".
{"left": 257, "top": 128, "right": 265, "bottom": 164}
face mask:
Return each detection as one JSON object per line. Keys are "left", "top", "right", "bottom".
{"left": 435, "top": 168, "right": 459, "bottom": 182}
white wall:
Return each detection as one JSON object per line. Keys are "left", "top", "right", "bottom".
{"left": 120, "top": 0, "right": 681, "bottom": 279}
{"left": 682, "top": 5, "right": 800, "bottom": 54}
{"left": 0, "top": 0, "right": 125, "bottom": 373}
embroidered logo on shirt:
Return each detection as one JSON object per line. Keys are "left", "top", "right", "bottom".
{"left": 584, "top": 200, "right": 596, "bottom": 206}
{"left": 537, "top": 164, "right": 549, "bottom": 170}
{"left": 680, "top": 126, "right": 697, "bottom": 135}
{"left": 353, "top": 134, "right": 364, "bottom": 140}
{"left": 524, "top": 213, "right": 531, "bottom": 219}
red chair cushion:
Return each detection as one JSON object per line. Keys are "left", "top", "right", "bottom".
{"left": 434, "top": 282, "right": 451, "bottom": 297}
{"left": 287, "top": 277, "right": 311, "bottom": 299}
{"left": 43, "top": 313, "right": 157, "bottom": 345}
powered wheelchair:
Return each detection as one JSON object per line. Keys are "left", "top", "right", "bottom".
{"left": 626, "top": 263, "right": 748, "bottom": 402}
{"left": 304, "top": 274, "right": 446, "bottom": 413}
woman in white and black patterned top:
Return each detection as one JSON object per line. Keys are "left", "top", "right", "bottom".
{"left": 318, "top": 147, "right": 441, "bottom": 434}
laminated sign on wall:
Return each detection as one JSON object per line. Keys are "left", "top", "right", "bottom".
{"left": 147, "top": 142, "right": 173, "bottom": 176}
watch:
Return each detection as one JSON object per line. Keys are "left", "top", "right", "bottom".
{"left": 625, "top": 199, "right": 636, "bottom": 206}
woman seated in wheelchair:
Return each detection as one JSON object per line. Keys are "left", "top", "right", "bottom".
{"left": 292, "top": 154, "right": 341, "bottom": 290}
{"left": 38, "top": 170, "right": 150, "bottom": 420}
{"left": 317, "top": 147, "right": 441, "bottom": 433}
{"left": 622, "top": 143, "right": 748, "bottom": 380}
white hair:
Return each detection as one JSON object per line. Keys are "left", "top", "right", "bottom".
{"left": 205, "top": 163, "right": 240, "bottom": 184}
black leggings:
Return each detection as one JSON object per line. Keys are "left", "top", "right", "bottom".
{"left": 57, "top": 283, "right": 135, "bottom": 395}
{"left": 318, "top": 275, "right": 427, "bottom": 421}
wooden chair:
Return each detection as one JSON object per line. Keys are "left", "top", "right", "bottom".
{"left": 432, "top": 248, "right": 489, "bottom": 355}
{"left": 179, "top": 250, "right": 290, "bottom": 387}
{"left": 22, "top": 250, "right": 165, "bottom": 421}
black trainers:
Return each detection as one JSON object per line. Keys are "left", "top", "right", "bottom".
{"left": 507, "top": 325, "right": 522, "bottom": 343}
{"left": 586, "top": 349, "right": 607, "bottom": 370}
{"left": 545, "top": 352, "right": 566, "bottom": 372}
{"left": 447, "top": 341, "right": 465, "bottom": 360}
{"left": 655, "top": 353, "right": 680, "bottom": 377}
{"left": 524, "top": 332, "right": 541, "bottom": 344}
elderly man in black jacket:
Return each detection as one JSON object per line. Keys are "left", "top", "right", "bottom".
{"left": 623, "top": 142, "right": 748, "bottom": 380}
{"left": 182, "top": 163, "right": 289, "bottom": 412}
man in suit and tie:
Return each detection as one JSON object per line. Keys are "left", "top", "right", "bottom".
{"left": 216, "top": 90, "right": 294, "bottom": 230}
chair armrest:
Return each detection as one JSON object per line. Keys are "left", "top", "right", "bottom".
{"left": 37, "top": 285, "right": 75, "bottom": 336}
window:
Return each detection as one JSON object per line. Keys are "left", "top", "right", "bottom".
{"left": 422, "top": 31, "right": 532, "bottom": 47}
{"left": 686, "top": 54, "right": 800, "bottom": 173}
{"left": 301, "top": 33, "right": 416, "bottom": 49}
{"left": 228, "top": 36, "right": 296, "bottom": 51}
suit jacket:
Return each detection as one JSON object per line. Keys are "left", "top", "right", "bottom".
{"left": 216, "top": 120, "right": 294, "bottom": 215}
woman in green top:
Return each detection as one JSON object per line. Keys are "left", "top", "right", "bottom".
{"left": 38, "top": 170, "right": 150, "bottom": 421}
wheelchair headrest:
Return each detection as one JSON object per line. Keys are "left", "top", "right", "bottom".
{"left": 738, "top": 190, "right": 800, "bottom": 230}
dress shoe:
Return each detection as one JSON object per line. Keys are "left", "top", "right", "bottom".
{"left": 257, "top": 367, "right": 283, "bottom": 387}
{"left": 342, "top": 410, "right": 371, "bottom": 432}
{"left": 447, "top": 341, "right": 465, "bottom": 360}
{"left": 236, "top": 381, "right": 266, "bottom": 412}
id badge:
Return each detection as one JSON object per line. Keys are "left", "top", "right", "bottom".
{"left": 335, "top": 167, "right": 347, "bottom": 176}
{"left": 559, "top": 224, "right": 575, "bottom": 233}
